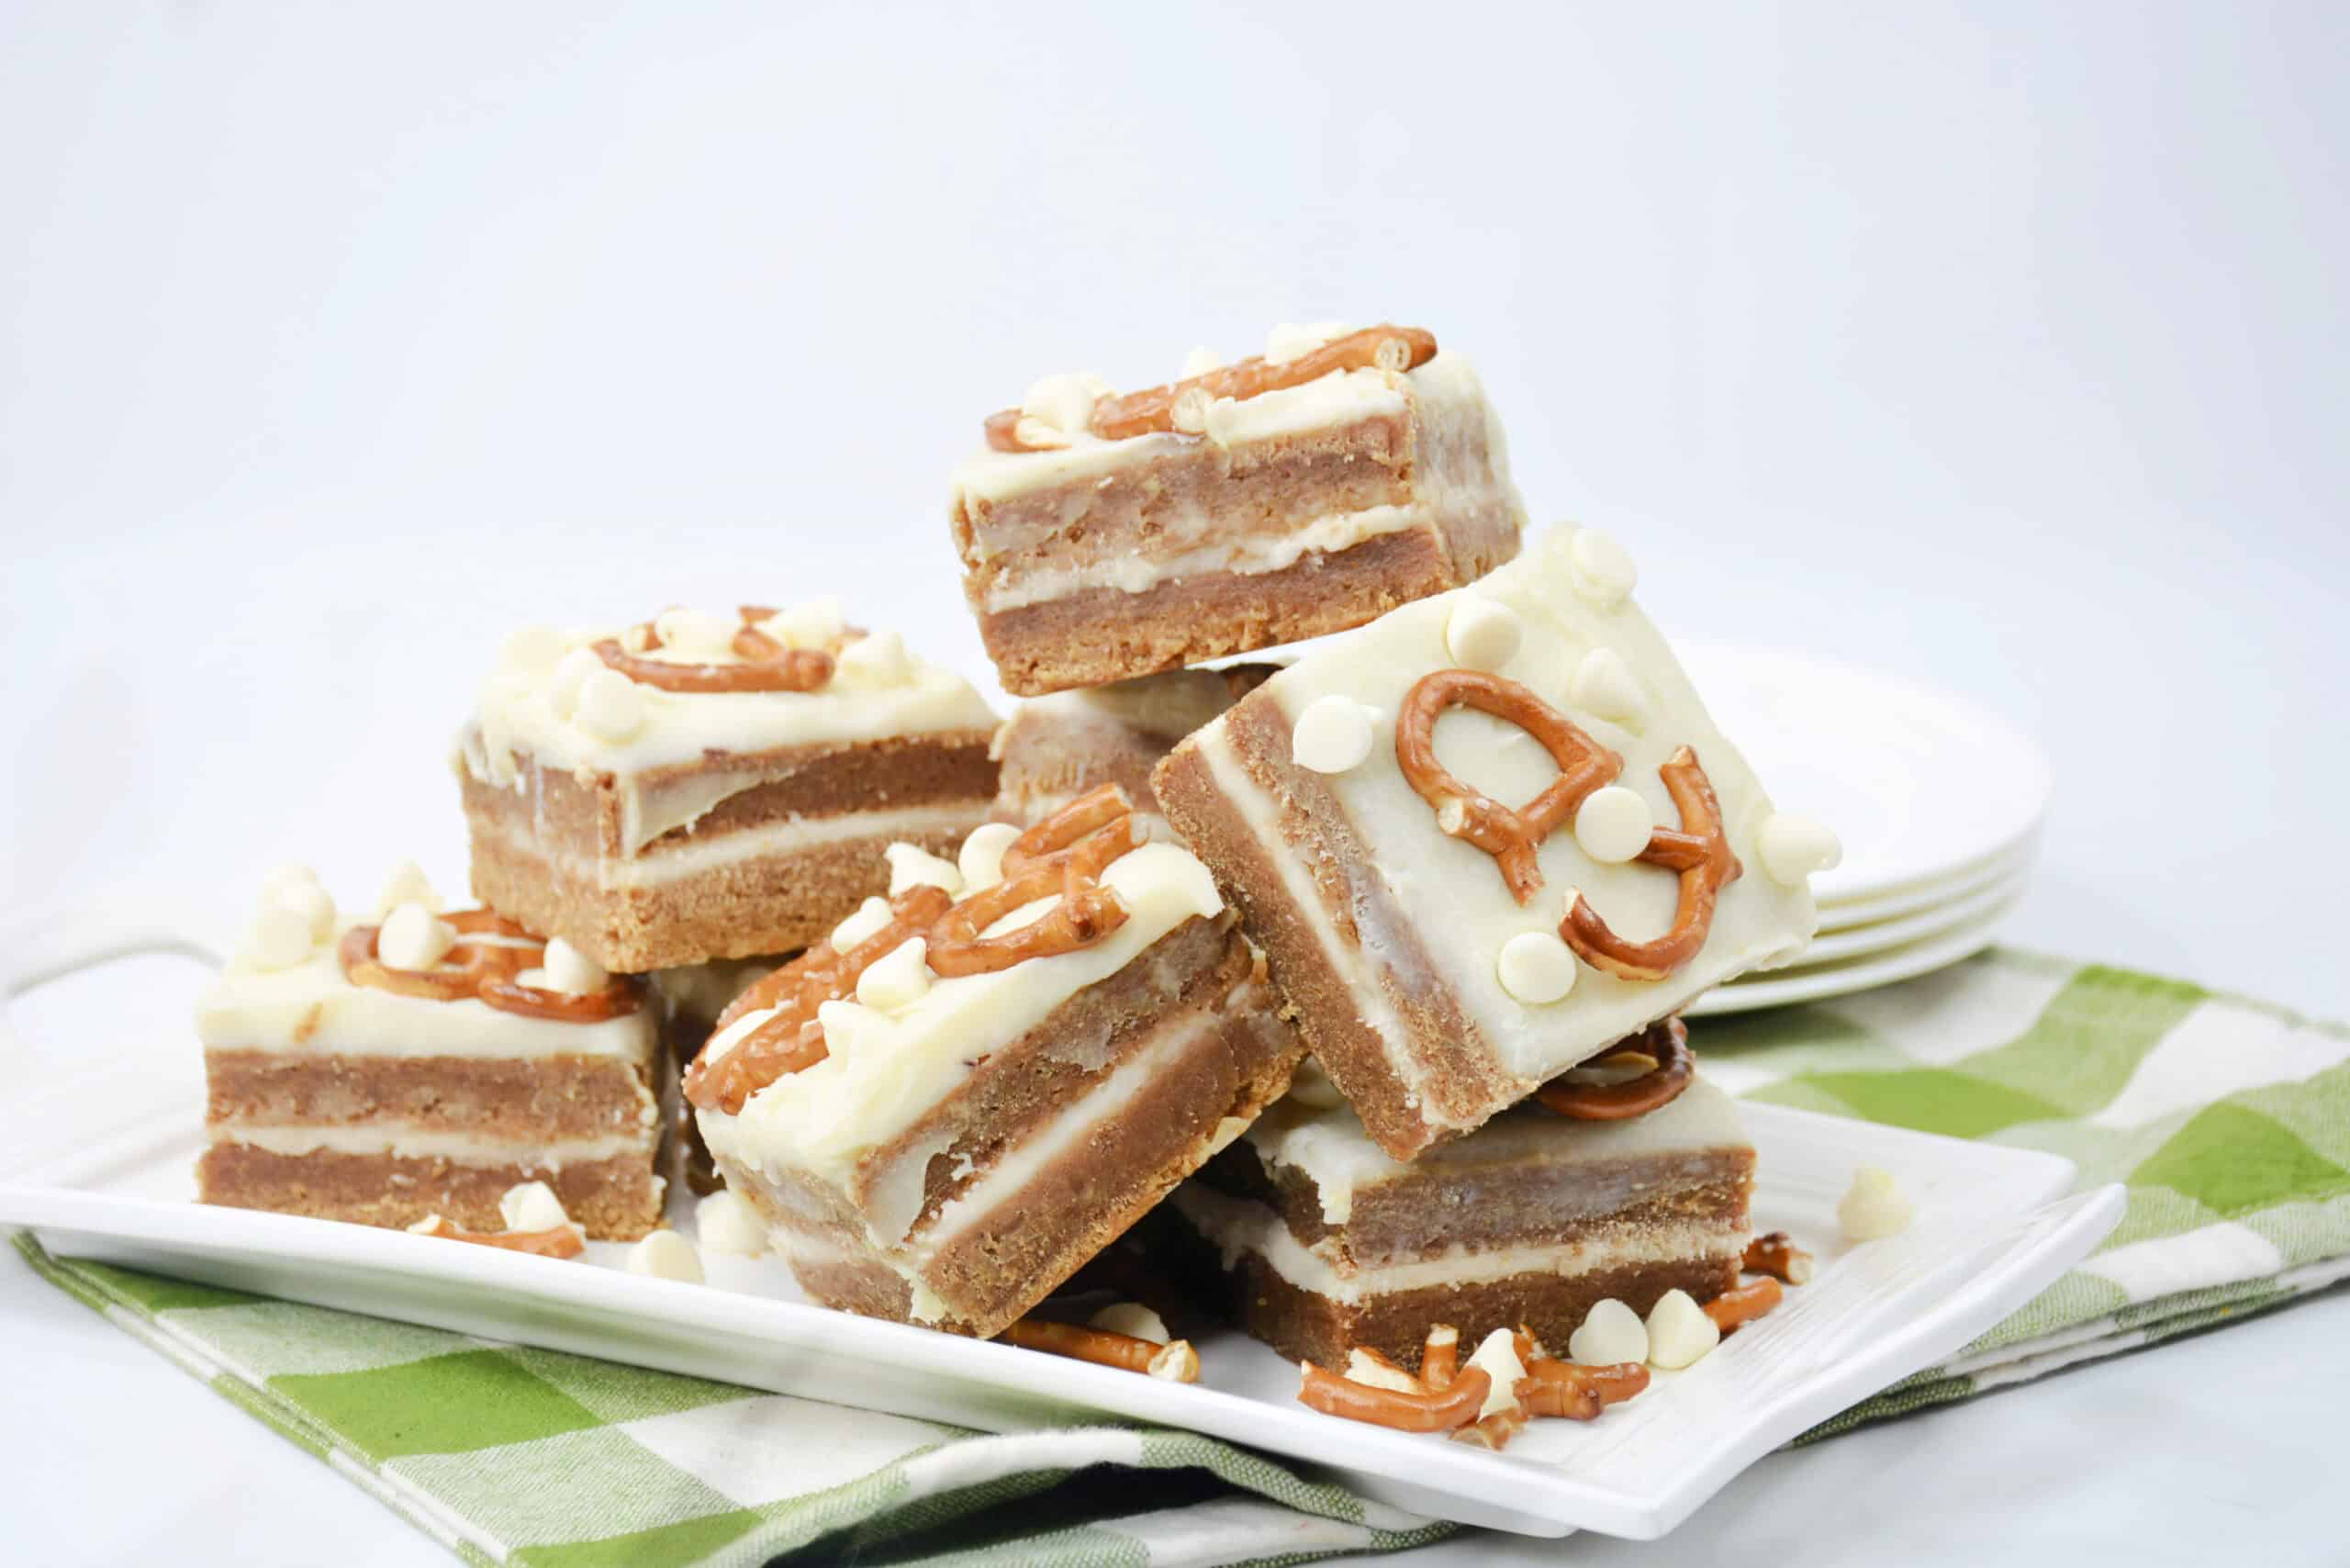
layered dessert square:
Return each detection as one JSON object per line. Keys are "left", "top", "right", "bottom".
{"left": 950, "top": 323, "right": 1528, "bottom": 695}
{"left": 650, "top": 956, "right": 788, "bottom": 1195}
{"left": 197, "top": 867, "right": 665, "bottom": 1238}
{"left": 1154, "top": 523, "right": 1834, "bottom": 1158}
{"left": 688, "top": 790, "right": 1304, "bottom": 1339}
{"left": 458, "top": 602, "right": 1000, "bottom": 972}
{"left": 990, "top": 666, "right": 1277, "bottom": 834}
{"left": 1165, "top": 1036, "right": 1754, "bottom": 1369}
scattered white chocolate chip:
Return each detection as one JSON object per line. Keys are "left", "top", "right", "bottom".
{"left": 1444, "top": 597, "right": 1523, "bottom": 671}
{"left": 377, "top": 903, "right": 457, "bottom": 971}
{"left": 624, "top": 1229, "right": 704, "bottom": 1283}
{"left": 653, "top": 608, "right": 740, "bottom": 661}
{"left": 829, "top": 896, "right": 895, "bottom": 951}
{"left": 1090, "top": 1302, "right": 1171, "bottom": 1346}
{"left": 1644, "top": 1289, "right": 1720, "bottom": 1369}
{"left": 260, "top": 863, "right": 322, "bottom": 900}
{"left": 834, "top": 628, "right": 911, "bottom": 686}
{"left": 1021, "top": 371, "right": 1113, "bottom": 436}
{"left": 1342, "top": 1349, "right": 1419, "bottom": 1393}
{"left": 1283, "top": 1059, "right": 1347, "bottom": 1111}
{"left": 1147, "top": 1340, "right": 1201, "bottom": 1382}
{"left": 856, "top": 937, "right": 933, "bottom": 1012}
{"left": 540, "top": 936, "right": 609, "bottom": 997}
{"left": 957, "top": 822, "right": 1021, "bottom": 891}
{"left": 1568, "top": 1299, "right": 1651, "bottom": 1366}
{"left": 1179, "top": 344, "right": 1223, "bottom": 378}
{"left": 696, "top": 1191, "right": 767, "bottom": 1256}
{"left": 375, "top": 860, "right": 442, "bottom": 920}
{"left": 236, "top": 903, "right": 317, "bottom": 972}
{"left": 1496, "top": 931, "right": 1579, "bottom": 1005}
{"left": 1264, "top": 321, "right": 1351, "bottom": 364}
{"left": 547, "top": 646, "right": 606, "bottom": 722}
{"left": 1568, "top": 646, "right": 1646, "bottom": 724}
{"left": 574, "top": 667, "right": 647, "bottom": 743}
{"left": 498, "top": 1181, "right": 572, "bottom": 1234}
{"left": 1291, "top": 695, "right": 1377, "bottom": 774}
{"left": 1462, "top": 1327, "right": 1527, "bottom": 1417}
{"left": 764, "top": 599, "right": 846, "bottom": 651}
{"left": 1839, "top": 1166, "right": 1916, "bottom": 1241}
{"left": 1573, "top": 785, "right": 1654, "bottom": 864}
{"left": 883, "top": 842, "right": 964, "bottom": 899}
{"left": 1566, "top": 528, "right": 1638, "bottom": 608}
{"left": 268, "top": 878, "right": 337, "bottom": 945}
{"left": 1758, "top": 812, "right": 1844, "bottom": 886}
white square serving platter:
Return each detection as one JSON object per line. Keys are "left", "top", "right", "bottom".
{"left": 0, "top": 914, "right": 2123, "bottom": 1540}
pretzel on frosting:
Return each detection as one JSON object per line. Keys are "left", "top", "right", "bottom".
{"left": 983, "top": 326, "right": 1439, "bottom": 453}
{"left": 683, "top": 883, "right": 956, "bottom": 1115}
{"left": 340, "top": 910, "right": 642, "bottom": 1023}
{"left": 1561, "top": 746, "right": 1741, "bottom": 981}
{"left": 594, "top": 606, "right": 843, "bottom": 694}
{"left": 1532, "top": 1016, "right": 1695, "bottom": 1121}
{"left": 924, "top": 785, "right": 1142, "bottom": 978}
{"left": 1394, "top": 669, "right": 1623, "bottom": 905}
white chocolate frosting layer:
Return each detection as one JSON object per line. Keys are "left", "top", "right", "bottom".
{"left": 697, "top": 842, "right": 1224, "bottom": 1222}
{"left": 209, "top": 1126, "right": 653, "bottom": 1166}
{"left": 463, "top": 612, "right": 998, "bottom": 787}
{"left": 1190, "top": 524, "right": 1819, "bottom": 1090}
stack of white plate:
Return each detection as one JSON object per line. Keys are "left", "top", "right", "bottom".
{"left": 1675, "top": 644, "right": 2051, "bottom": 1016}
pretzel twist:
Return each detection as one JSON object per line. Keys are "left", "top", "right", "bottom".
{"left": 983, "top": 326, "right": 1439, "bottom": 453}
{"left": 1298, "top": 1363, "right": 1491, "bottom": 1433}
{"left": 684, "top": 883, "right": 955, "bottom": 1115}
{"left": 1560, "top": 746, "right": 1742, "bottom": 981}
{"left": 1394, "top": 669, "right": 1623, "bottom": 905}
{"left": 1532, "top": 1016, "right": 1695, "bottom": 1122}
{"left": 339, "top": 909, "right": 642, "bottom": 1023}
{"left": 594, "top": 606, "right": 842, "bottom": 694}
{"left": 923, "top": 785, "right": 1140, "bottom": 979}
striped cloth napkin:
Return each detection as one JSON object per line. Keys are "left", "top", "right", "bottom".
{"left": 16, "top": 949, "right": 2349, "bottom": 1564}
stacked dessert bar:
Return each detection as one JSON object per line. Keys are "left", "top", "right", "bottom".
{"left": 194, "top": 319, "right": 1841, "bottom": 1424}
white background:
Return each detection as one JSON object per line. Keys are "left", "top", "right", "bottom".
{"left": 3, "top": 3, "right": 2344, "bottom": 1563}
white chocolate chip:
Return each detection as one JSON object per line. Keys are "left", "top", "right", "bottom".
{"left": 1568, "top": 646, "right": 1646, "bottom": 724}
{"left": 1342, "top": 1349, "right": 1419, "bottom": 1393}
{"left": 1495, "top": 931, "right": 1579, "bottom": 1005}
{"left": 653, "top": 608, "right": 740, "bottom": 661}
{"left": 375, "top": 860, "right": 442, "bottom": 921}
{"left": 1574, "top": 785, "right": 1654, "bottom": 864}
{"left": 1839, "top": 1166, "right": 1916, "bottom": 1241}
{"left": 624, "top": 1229, "right": 704, "bottom": 1283}
{"left": 1444, "top": 597, "right": 1523, "bottom": 671}
{"left": 1291, "top": 695, "right": 1377, "bottom": 774}
{"left": 1169, "top": 385, "right": 1213, "bottom": 434}
{"left": 499, "top": 624, "right": 567, "bottom": 668}
{"left": 696, "top": 1191, "right": 767, "bottom": 1256}
{"left": 1179, "top": 345, "right": 1223, "bottom": 378}
{"left": 236, "top": 903, "right": 317, "bottom": 972}
{"left": 883, "top": 842, "right": 964, "bottom": 899}
{"left": 1566, "top": 528, "right": 1638, "bottom": 608}
{"left": 834, "top": 629, "right": 911, "bottom": 686}
{"left": 1644, "top": 1289, "right": 1720, "bottom": 1369}
{"left": 540, "top": 936, "right": 609, "bottom": 997}
{"left": 377, "top": 903, "right": 457, "bottom": 971}
{"left": 574, "top": 667, "right": 647, "bottom": 743}
{"left": 1758, "top": 812, "right": 1844, "bottom": 886}
{"left": 763, "top": 599, "right": 846, "bottom": 651}
{"left": 1011, "top": 417, "right": 1070, "bottom": 450}
{"left": 957, "top": 822, "right": 1021, "bottom": 891}
{"left": 855, "top": 937, "right": 933, "bottom": 1012}
{"left": 829, "top": 896, "right": 895, "bottom": 951}
{"left": 548, "top": 646, "right": 606, "bottom": 721}
{"left": 1020, "top": 371, "right": 1113, "bottom": 435}
{"left": 1089, "top": 1302, "right": 1171, "bottom": 1345}
{"left": 268, "top": 878, "right": 337, "bottom": 945}
{"left": 498, "top": 1181, "right": 571, "bottom": 1233}
{"left": 815, "top": 998, "right": 892, "bottom": 1058}
{"left": 1462, "top": 1327, "right": 1527, "bottom": 1417}
{"left": 1568, "top": 1299, "right": 1651, "bottom": 1366}
{"left": 1264, "top": 321, "right": 1351, "bottom": 364}
{"left": 260, "top": 863, "right": 322, "bottom": 901}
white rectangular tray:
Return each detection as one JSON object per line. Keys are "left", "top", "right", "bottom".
{"left": 0, "top": 913, "right": 2123, "bottom": 1540}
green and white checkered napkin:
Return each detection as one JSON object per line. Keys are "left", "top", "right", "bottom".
{"left": 17, "top": 949, "right": 2350, "bottom": 1565}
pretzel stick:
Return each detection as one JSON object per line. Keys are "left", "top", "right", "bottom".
{"left": 1419, "top": 1325, "right": 1460, "bottom": 1391}
{"left": 1532, "top": 1017, "right": 1695, "bottom": 1121}
{"left": 1560, "top": 746, "right": 1742, "bottom": 981}
{"left": 1704, "top": 1277, "right": 1784, "bottom": 1335}
{"left": 1297, "top": 1363, "right": 1491, "bottom": 1432}
{"left": 408, "top": 1215, "right": 585, "bottom": 1259}
{"left": 1516, "top": 1358, "right": 1650, "bottom": 1420}
{"left": 999, "top": 1319, "right": 1200, "bottom": 1382}
{"left": 1742, "top": 1232, "right": 1815, "bottom": 1285}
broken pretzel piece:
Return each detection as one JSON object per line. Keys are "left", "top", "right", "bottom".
{"left": 1741, "top": 1231, "right": 1815, "bottom": 1285}
{"left": 1419, "top": 1324, "right": 1460, "bottom": 1392}
{"left": 1704, "top": 1276, "right": 1784, "bottom": 1335}
{"left": 1298, "top": 1362, "right": 1492, "bottom": 1433}
{"left": 1533, "top": 1017, "right": 1695, "bottom": 1122}
{"left": 406, "top": 1213, "right": 585, "bottom": 1260}
{"left": 999, "top": 1317, "right": 1201, "bottom": 1383}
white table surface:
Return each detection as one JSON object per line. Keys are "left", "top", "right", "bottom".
{"left": 4, "top": 3, "right": 2344, "bottom": 1563}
